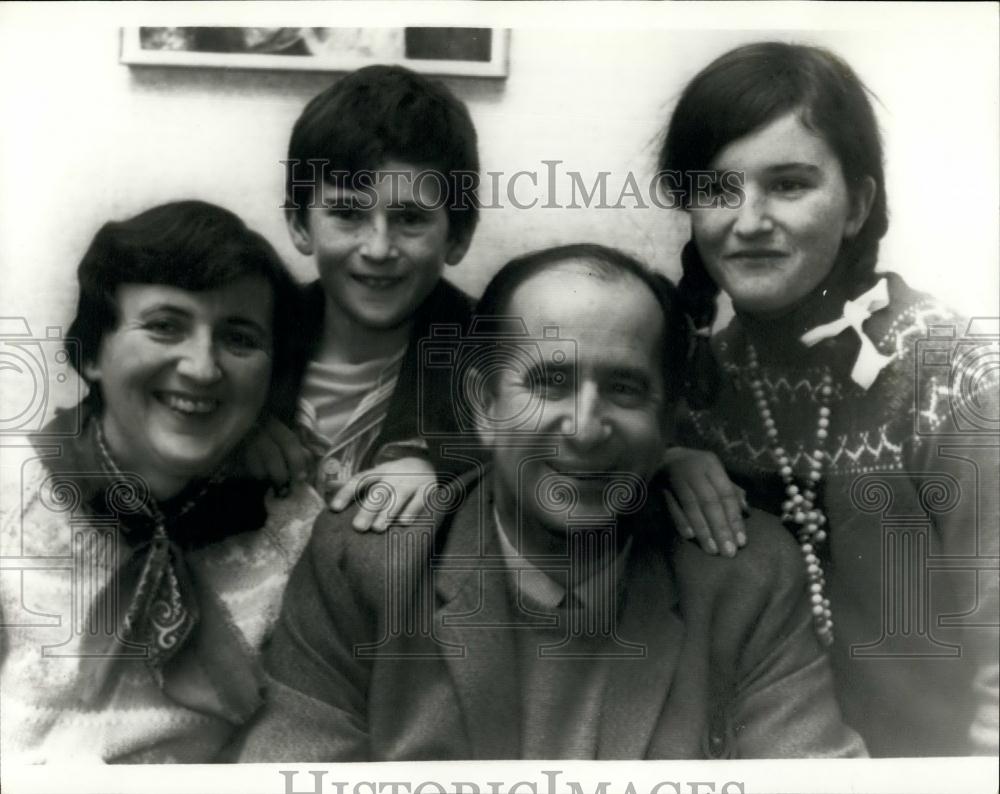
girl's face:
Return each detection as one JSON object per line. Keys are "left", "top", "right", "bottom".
{"left": 690, "top": 111, "right": 873, "bottom": 317}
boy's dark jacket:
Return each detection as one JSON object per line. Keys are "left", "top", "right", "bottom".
{"left": 282, "top": 278, "right": 477, "bottom": 477}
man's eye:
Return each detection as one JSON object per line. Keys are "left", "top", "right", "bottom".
{"left": 528, "top": 369, "right": 569, "bottom": 395}
{"left": 609, "top": 381, "right": 646, "bottom": 404}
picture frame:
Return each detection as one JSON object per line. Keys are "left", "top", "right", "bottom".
{"left": 120, "top": 27, "right": 510, "bottom": 78}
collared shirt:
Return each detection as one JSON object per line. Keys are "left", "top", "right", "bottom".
{"left": 492, "top": 506, "right": 632, "bottom": 759}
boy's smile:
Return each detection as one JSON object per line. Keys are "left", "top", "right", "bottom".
{"left": 288, "top": 159, "right": 470, "bottom": 339}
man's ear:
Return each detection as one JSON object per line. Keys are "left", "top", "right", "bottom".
{"left": 444, "top": 226, "right": 473, "bottom": 267}
{"left": 285, "top": 208, "right": 314, "bottom": 256}
{"left": 465, "top": 365, "right": 497, "bottom": 445}
{"left": 844, "top": 175, "right": 877, "bottom": 239}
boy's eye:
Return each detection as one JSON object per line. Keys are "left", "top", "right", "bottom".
{"left": 325, "top": 203, "right": 364, "bottom": 222}
{"left": 221, "top": 328, "right": 266, "bottom": 354}
{"left": 392, "top": 208, "right": 434, "bottom": 228}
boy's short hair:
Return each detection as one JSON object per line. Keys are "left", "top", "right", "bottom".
{"left": 286, "top": 64, "right": 480, "bottom": 242}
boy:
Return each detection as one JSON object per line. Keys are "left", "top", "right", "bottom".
{"left": 245, "top": 65, "right": 480, "bottom": 530}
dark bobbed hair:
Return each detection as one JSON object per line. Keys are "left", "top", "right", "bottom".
{"left": 67, "top": 200, "right": 303, "bottom": 420}
{"left": 474, "top": 243, "right": 689, "bottom": 407}
{"left": 286, "top": 64, "right": 480, "bottom": 243}
{"left": 657, "top": 41, "right": 889, "bottom": 406}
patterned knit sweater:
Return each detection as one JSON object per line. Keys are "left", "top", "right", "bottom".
{"left": 0, "top": 414, "right": 324, "bottom": 764}
{"left": 679, "top": 272, "right": 999, "bottom": 757}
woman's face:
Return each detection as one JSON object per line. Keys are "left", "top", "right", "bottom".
{"left": 690, "top": 111, "right": 872, "bottom": 317}
{"left": 84, "top": 276, "right": 274, "bottom": 498}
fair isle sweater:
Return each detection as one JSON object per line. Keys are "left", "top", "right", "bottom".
{"left": 679, "top": 272, "right": 999, "bottom": 757}
{"left": 0, "top": 411, "right": 324, "bottom": 764}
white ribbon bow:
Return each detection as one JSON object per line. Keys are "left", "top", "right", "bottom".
{"left": 800, "top": 277, "right": 894, "bottom": 390}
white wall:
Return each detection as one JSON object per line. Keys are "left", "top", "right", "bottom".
{"left": 2, "top": 7, "right": 998, "bottom": 417}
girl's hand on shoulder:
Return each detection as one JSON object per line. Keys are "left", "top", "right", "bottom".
{"left": 661, "top": 446, "right": 748, "bottom": 557}
{"left": 329, "top": 456, "right": 437, "bottom": 533}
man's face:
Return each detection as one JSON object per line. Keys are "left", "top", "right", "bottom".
{"left": 478, "top": 262, "right": 671, "bottom": 544}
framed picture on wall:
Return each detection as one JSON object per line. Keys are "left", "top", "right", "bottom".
{"left": 120, "top": 27, "right": 509, "bottom": 78}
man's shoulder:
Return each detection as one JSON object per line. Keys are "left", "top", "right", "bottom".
{"left": 305, "top": 504, "right": 440, "bottom": 602}
{"left": 671, "top": 508, "right": 804, "bottom": 606}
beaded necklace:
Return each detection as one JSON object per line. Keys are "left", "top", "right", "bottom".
{"left": 745, "top": 342, "right": 834, "bottom": 646}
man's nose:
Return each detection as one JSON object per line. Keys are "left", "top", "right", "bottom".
{"left": 176, "top": 331, "right": 222, "bottom": 383}
{"left": 564, "top": 381, "right": 610, "bottom": 448}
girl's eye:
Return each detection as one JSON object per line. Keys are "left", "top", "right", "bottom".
{"left": 773, "top": 178, "right": 808, "bottom": 194}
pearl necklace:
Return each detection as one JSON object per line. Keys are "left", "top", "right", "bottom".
{"left": 746, "top": 342, "right": 834, "bottom": 646}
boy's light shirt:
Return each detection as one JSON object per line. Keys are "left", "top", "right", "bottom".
{"left": 296, "top": 346, "right": 418, "bottom": 501}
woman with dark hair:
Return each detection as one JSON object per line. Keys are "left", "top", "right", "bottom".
{"left": 0, "top": 200, "right": 322, "bottom": 762}
{"left": 657, "top": 42, "right": 998, "bottom": 756}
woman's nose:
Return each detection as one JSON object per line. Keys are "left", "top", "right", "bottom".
{"left": 176, "top": 332, "right": 222, "bottom": 383}
{"left": 732, "top": 188, "right": 774, "bottom": 237}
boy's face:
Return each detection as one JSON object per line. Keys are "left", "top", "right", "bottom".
{"left": 287, "top": 159, "right": 471, "bottom": 333}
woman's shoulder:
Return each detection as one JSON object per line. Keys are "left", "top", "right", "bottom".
{"left": 872, "top": 272, "right": 967, "bottom": 362}
{"left": 187, "top": 483, "right": 324, "bottom": 651}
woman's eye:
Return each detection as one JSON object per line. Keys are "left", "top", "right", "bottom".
{"left": 773, "top": 178, "right": 808, "bottom": 194}
{"left": 143, "top": 319, "right": 183, "bottom": 338}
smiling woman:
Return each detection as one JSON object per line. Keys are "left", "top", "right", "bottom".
{"left": 657, "top": 42, "right": 998, "bottom": 757}
{"left": 0, "top": 201, "right": 323, "bottom": 763}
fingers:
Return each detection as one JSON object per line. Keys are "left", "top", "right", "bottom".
{"left": 330, "top": 473, "right": 366, "bottom": 512}
{"left": 265, "top": 418, "right": 313, "bottom": 484}
{"left": 669, "top": 480, "right": 721, "bottom": 556}
{"left": 342, "top": 475, "right": 436, "bottom": 533}
{"left": 665, "top": 491, "right": 695, "bottom": 541}
{"left": 248, "top": 432, "right": 291, "bottom": 491}
{"left": 705, "top": 466, "right": 748, "bottom": 549}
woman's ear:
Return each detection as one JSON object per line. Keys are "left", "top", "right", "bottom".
{"left": 285, "top": 209, "right": 314, "bottom": 256}
{"left": 444, "top": 227, "right": 473, "bottom": 267}
{"left": 845, "top": 175, "right": 877, "bottom": 238}
{"left": 82, "top": 358, "right": 101, "bottom": 383}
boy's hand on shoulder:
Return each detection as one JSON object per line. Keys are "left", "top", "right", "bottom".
{"left": 661, "top": 446, "right": 748, "bottom": 558}
{"left": 330, "top": 457, "right": 437, "bottom": 533}
{"left": 241, "top": 416, "right": 314, "bottom": 493}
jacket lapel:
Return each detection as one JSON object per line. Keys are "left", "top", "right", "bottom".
{"left": 597, "top": 534, "right": 684, "bottom": 759}
{"left": 433, "top": 481, "right": 522, "bottom": 759}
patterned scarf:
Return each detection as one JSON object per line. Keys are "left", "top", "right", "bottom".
{"left": 77, "top": 419, "right": 266, "bottom": 703}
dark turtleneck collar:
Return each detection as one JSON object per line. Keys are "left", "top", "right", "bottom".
{"left": 732, "top": 253, "right": 881, "bottom": 365}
